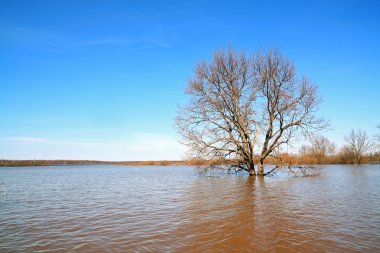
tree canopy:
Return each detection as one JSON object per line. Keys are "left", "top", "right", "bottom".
{"left": 176, "top": 47, "right": 326, "bottom": 176}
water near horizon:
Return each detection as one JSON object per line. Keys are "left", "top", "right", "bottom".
{"left": 1, "top": 165, "right": 380, "bottom": 252}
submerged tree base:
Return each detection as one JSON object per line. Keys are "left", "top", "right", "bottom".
{"left": 195, "top": 164, "right": 320, "bottom": 178}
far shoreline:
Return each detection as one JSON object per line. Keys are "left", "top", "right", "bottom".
{"left": 1, "top": 159, "right": 379, "bottom": 167}
{"left": 0, "top": 159, "right": 212, "bottom": 167}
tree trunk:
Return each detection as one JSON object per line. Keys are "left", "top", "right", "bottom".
{"left": 248, "top": 164, "right": 256, "bottom": 176}
{"left": 357, "top": 156, "right": 362, "bottom": 164}
{"left": 257, "top": 160, "right": 264, "bottom": 176}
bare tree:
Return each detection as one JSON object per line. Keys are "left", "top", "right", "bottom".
{"left": 337, "top": 145, "right": 355, "bottom": 164}
{"left": 343, "top": 129, "right": 374, "bottom": 164}
{"left": 176, "top": 47, "right": 325, "bottom": 176}
{"left": 301, "top": 136, "right": 336, "bottom": 163}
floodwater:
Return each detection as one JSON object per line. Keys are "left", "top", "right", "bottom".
{"left": 0, "top": 165, "right": 379, "bottom": 252}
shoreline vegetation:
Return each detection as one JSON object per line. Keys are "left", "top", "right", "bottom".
{"left": 1, "top": 153, "right": 379, "bottom": 167}
{"left": 0, "top": 159, "right": 213, "bottom": 167}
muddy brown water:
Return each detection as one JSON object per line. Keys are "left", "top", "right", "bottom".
{"left": 1, "top": 165, "right": 379, "bottom": 252}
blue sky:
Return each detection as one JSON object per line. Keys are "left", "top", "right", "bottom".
{"left": 1, "top": 0, "right": 379, "bottom": 160}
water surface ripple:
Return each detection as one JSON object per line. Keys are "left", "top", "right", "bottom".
{"left": 1, "top": 165, "right": 380, "bottom": 252}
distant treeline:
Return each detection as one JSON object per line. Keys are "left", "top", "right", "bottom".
{"left": 1, "top": 153, "right": 379, "bottom": 168}
{"left": 269, "top": 152, "right": 380, "bottom": 165}
{"left": 0, "top": 159, "right": 214, "bottom": 167}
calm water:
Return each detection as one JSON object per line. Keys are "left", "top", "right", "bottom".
{"left": 0, "top": 165, "right": 380, "bottom": 252}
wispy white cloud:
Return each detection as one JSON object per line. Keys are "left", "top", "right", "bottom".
{"left": 26, "top": 117, "right": 65, "bottom": 123}
{"left": 0, "top": 22, "right": 29, "bottom": 37}
{"left": 0, "top": 136, "right": 119, "bottom": 148}
{"left": 72, "top": 38, "right": 132, "bottom": 47}
{"left": 125, "top": 132, "right": 181, "bottom": 152}
{"left": 0, "top": 137, "right": 49, "bottom": 143}
{"left": 1, "top": 21, "right": 173, "bottom": 50}
{"left": 0, "top": 133, "right": 184, "bottom": 160}
{"left": 67, "top": 38, "right": 171, "bottom": 49}
{"left": 52, "top": 140, "right": 121, "bottom": 148}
